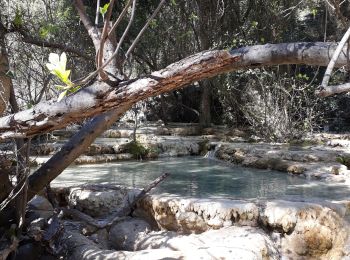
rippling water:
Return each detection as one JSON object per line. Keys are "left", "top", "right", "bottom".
{"left": 52, "top": 157, "right": 350, "bottom": 200}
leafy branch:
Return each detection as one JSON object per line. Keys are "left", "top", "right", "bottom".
{"left": 46, "top": 52, "right": 80, "bottom": 101}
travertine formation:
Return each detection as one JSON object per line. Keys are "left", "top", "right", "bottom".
{"left": 20, "top": 124, "right": 350, "bottom": 258}
{"left": 56, "top": 185, "right": 350, "bottom": 259}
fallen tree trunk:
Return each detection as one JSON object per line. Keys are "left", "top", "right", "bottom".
{"left": 27, "top": 107, "right": 128, "bottom": 199}
{"left": 0, "top": 42, "right": 348, "bottom": 139}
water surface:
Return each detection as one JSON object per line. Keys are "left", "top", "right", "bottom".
{"left": 52, "top": 157, "right": 350, "bottom": 200}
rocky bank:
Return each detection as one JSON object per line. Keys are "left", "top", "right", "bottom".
{"left": 24, "top": 184, "right": 349, "bottom": 259}
{"left": 10, "top": 123, "right": 350, "bottom": 259}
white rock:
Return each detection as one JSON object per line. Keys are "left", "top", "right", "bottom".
{"left": 135, "top": 226, "right": 279, "bottom": 260}
{"left": 109, "top": 218, "right": 152, "bottom": 251}
{"left": 68, "top": 186, "right": 140, "bottom": 217}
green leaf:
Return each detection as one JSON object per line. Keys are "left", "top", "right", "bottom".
{"left": 311, "top": 9, "right": 317, "bottom": 18}
{"left": 57, "top": 90, "right": 68, "bottom": 102}
{"left": 55, "top": 85, "right": 70, "bottom": 90}
{"left": 99, "top": 3, "right": 110, "bottom": 16}
{"left": 69, "top": 85, "right": 81, "bottom": 93}
{"left": 39, "top": 24, "right": 59, "bottom": 39}
{"left": 52, "top": 69, "right": 70, "bottom": 84}
{"left": 13, "top": 9, "right": 23, "bottom": 27}
{"left": 39, "top": 27, "right": 49, "bottom": 38}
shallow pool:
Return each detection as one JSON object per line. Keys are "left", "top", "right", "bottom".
{"left": 52, "top": 157, "right": 350, "bottom": 200}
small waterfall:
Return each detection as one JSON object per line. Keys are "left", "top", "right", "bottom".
{"left": 204, "top": 143, "right": 221, "bottom": 159}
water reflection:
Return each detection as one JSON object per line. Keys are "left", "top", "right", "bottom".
{"left": 52, "top": 157, "right": 350, "bottom": 200}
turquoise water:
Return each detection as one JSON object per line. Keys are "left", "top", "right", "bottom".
{"left": 53, "top": 157, "right": 350, "bottom": 200}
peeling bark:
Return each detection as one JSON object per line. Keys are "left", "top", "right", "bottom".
{"left": 0, "top": 42, "right": 348, "bottom": 139}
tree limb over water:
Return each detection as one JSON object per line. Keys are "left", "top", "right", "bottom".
{"left": 0, "top": 42, "right": 348, "bottom": 140}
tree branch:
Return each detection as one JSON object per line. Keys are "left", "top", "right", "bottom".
{"left": 320, "top": 25, "right": 350, "bottom": 89}
{"left": 108, "top": 0, "right": 133, "bottom": 38}
{"left": 124, "top": 0, "right": 167, "bottom": 60}
{"left": 97, "top": 0, "right": 115, "bottom": 80}
{"left": 316, "top": 82, "right": 350, "bottom": 97}
{"left": 73, "top": 0, "right": 100, "bottom": 49}
{"left": 0, "top": 42, "right": 349, "bottom": 139}
{"left": 17, "top": 29, "right": 92, "bottom": 60}
{"left": 95, "top": 0, "right": 101, "bottom": 26}
{"left": 0, "top": 236, "right": 19, "bottom": 260}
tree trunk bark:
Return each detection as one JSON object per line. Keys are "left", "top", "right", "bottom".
{"left": 0, "top": 42, "right": 348, "bottom": 139}
{"left": 0, "top": 169, "right": 11, "bottom": 203}
{"left": 199, "top": 80, "right": 211, "bottom": 127}
{"left": 196, "top": 0, "right": 215, "bottom": 127}
{"left": 27, "top": 106, "right": 129, "bottom": 200}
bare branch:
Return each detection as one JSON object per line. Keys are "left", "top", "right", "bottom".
{"left": 73, "top": 0, "right": 100, "bottom": 48}
{"left": 101, "top": 0, "right": 137, "bottom": 75}
{"left": 59, "top": 173, "right": 169, "bottom": 228}
{"left": 0, "top": 236, "right": 19, "bottom": 260}
{"left": 108, "top": 0, "right": 133, "bottom": 38}
{"left": 97, "top": 0, "right": 116, "bottom": 80}
{"left": 103, "top": 172, "right": 170, "bottom": 228}
{"left": 125, "top": 0, "right": 167, "bottom": 61}
{"left": 73, "top": 0, "right": 94, "bottom": 31}
{"left": 17, "top": 29, "right": 92, "bottom": 60}
{"left": 0, "top": 176, "right": 27, "bottom": 212}
{"left": 325, "top": 0, "right": 336, "bottom": 10}
{"left": 95, "top": 0, "right": 101, "bottom": 26}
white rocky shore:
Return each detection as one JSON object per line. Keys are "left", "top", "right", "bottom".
{"left": 26, "top": 184, "right": 348, "bottom": 259}
{"left": 19, "top": 123, "right": 350, "bottom": 259}
{"left": 26, "top": 123, "right": 350, "bottom": 184}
